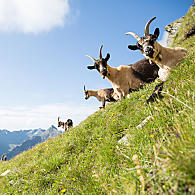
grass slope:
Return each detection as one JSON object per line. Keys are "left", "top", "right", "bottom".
{"left": 0, "top": 6, "right": 194, "bottom": 195}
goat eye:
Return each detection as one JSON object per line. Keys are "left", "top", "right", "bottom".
{"left": 95, "top": 65, "right": 100, "bottom": 71}
{"left": 137, "top": 43, "right": 142, "bottom": 49}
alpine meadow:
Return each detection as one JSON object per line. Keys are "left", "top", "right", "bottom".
{"left": 0, "top": 4, "right": 194, "bottom": 195}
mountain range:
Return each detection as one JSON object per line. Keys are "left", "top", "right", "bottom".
{"left": 0, "top": 125, "right": 62, "bottom": 160}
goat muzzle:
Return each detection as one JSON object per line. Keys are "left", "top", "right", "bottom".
{"left": 144, "top": 47, "right": 154, "bottom": 58}
{"left": 101, "top": 68, "right": 107, "bottom": 79}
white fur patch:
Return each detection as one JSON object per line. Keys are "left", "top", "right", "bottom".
{"left": 158, "top": 66, "right": 171, "bottom": 81}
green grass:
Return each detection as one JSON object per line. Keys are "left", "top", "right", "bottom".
{"left": 0, "top": 6, "right": 194, "bottom": 195}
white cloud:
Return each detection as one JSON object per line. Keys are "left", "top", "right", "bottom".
{"left": 0, "top": 103, "right": 97, "bottom": 131}
{"left": 158, "top": 31, "right": 168, "bottom": 47}
{"left": 0, "top": 0, "right": 70, "bottom": 33}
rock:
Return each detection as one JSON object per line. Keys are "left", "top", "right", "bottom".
{"left": 0, "top": 169, "right": 10, "bottom": 176}
{"left": 118, "top": 116, "right": 152, "bottom": 145}
{"left": 165, "top": 17, "right": 184, "bottom": 47}
{"left": 118, "top": 134, "right": 131, "bottom": 145}
{"left": 165, "top": 4, "right": 195, "bottom": 47}
{"left": 137, "top": 116, "right": 152, "bottom": 129}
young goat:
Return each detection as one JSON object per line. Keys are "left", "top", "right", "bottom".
{"left": 86, "top": 45, "right": 159, "bottom": 100}
{"left": 126, "top": 17, "right": 187, "bottom": 102}
{"left": 58, "top": 117, "right": 73, "bottom": 132}
{"left": 84, "top": 85, "right": 117, "bottom": 109}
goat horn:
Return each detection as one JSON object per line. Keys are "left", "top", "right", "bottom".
{"left": 125, "top": 32, "right": 141, "bottom": 41}
{"left": 86, "top": 55, "right": 96, "bottom": 62}
{"left": 144, "top": 16, "right": 156, "bottom": 36}
{"left": 84, "top": 85, "right": 86, "bottom": 92}
{"left": 99, "top": 45, "right": 103, "bottom": 59}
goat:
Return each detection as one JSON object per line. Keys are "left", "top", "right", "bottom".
{"left": 126, "top": 17, "right": 187, "bottom": 103}
{"left": 1, "top": 154, "right": 7, "bottom": 161}
{"left": 84, "top": 85, "right": 118, "bottom": 109}
{"left": 65, "top": 119, "right": 73, "bottom": 131}
{"left": 58, "top": 117, "right": 73, "bottom": 132}
{"left": 86, "top": 45, "right": 159, "bottom": 100}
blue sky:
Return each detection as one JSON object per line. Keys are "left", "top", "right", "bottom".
{"left": 0, "top": 0, "right": 192, "bottom": 130}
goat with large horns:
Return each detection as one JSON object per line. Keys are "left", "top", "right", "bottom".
{"left": 126, "top": 17, "right": 187, "bottom": 103}
{"left": 86, "top": 45, "right": 159, "bottom": 100}
{"left": 84, "top": 85, "right": 118, "bottom": 109}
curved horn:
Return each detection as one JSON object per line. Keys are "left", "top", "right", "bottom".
{"left": 84, "top": 85, "right": 86, "bottom": 92}
{"left": 86, "top": 55, "right": 96, "bottom": 62}
{"left": 99, "top": 45, "right": 103, "bottom": 59}
{"left": 125, "top": 32, "right": 141, "bottom": 41}
{"left": 144, "top": 17, "right": 156, "bottom": 36}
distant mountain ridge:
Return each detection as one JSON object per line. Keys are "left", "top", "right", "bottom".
{"left": 0, "top": 126, "right": 62, "bottom": 160}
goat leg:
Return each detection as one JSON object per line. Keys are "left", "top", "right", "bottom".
{"left": 146, "top": 81, "right": 164, "bottom": 103}
{"left": 100, "top": 99, "right": 106, "bottom": 109}
{"left": 64, "top": 124, "right": 68, "bottom": 132}
{"left": 115, "top": 88, "right": 123, "bottom": 101}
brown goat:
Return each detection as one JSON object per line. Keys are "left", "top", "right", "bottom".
{"left": 84, "top": 85, "right": 118, "bottom": 109}
{"left": 126, "top": 17, "right": 187, "bottom": 102}
{"left": 58, "top": 117, "right": 73, "bottom": 132}
{"left": 86, "top": 45, "right": 159, "bottom": 100}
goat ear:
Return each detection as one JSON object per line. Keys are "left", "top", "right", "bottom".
{"left": 105, "top": 53, "right": 110, "bottom": 61}
{"left": 128, "top": 45, "right": 138, "bottom": 50}
{"left": 153, "top": 28, "right": 160, "bottom": 39}
{"left": 87, "top": 65, "right": 95, "bottom": 70}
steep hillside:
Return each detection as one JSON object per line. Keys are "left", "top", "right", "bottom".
{"left": 0, "top": 6, "right": 194, "bottom": 194}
